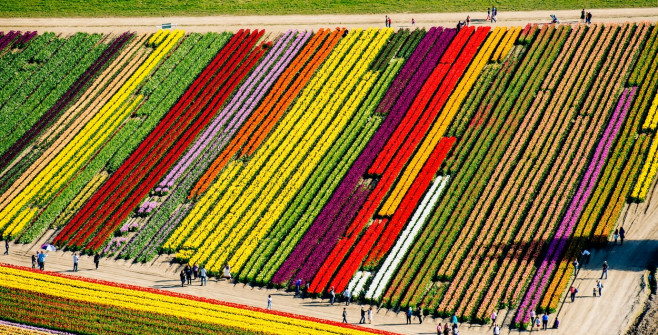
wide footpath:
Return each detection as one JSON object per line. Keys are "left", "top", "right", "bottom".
{"left": 2, "top": 8, "right": 658, "bottom": 34}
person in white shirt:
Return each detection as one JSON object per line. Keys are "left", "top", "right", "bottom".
{"left": 73, "top": 253, "right": 79, "bottom": 272}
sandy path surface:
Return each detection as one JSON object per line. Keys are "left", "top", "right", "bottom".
{"left": 1, "top": 8, "right": 658, "bottom": 34}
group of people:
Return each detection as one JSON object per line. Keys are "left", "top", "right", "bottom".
{"left": 581, "top": 9, "right": 593, "bottom": 24}
{"left": 341, "top": 306, "right": 374, "bottom": 324}
{"left": 530, "top": 310, "right": 556, "bottom": 330}
{"left": 179, "top": 263, "right": 208, "bottom": 286}
{"left": 405, "top": 306, "right": 423, "bottom": 324}
{"left": 384, "top": 15, "right": 392, "bottom": 28}
{"left": 486, "top": 7, "right": 498, "bottom": 23}
{"left": 436, "top": 322, "right": 460, "bottom": 334}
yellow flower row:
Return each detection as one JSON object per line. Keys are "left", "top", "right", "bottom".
{"left": 0, "top": 266, "right": 383, "bottom": 335}
{"left": 378, "top": 27, "right": 511, "bottom": 216}
{"left": 164, "top": 29, "right": 392, "bottom": 276}
{"left": 492, "top": 26, "right": 522, "bottom": 62}
{"left": 641, "top": 91, "right": 658, "bottom": 131}
{"left": 0, "top": 31, "right": 182, "bottom": 238}
{"left": 631, "top": 129, "right": 658, "bottom": 201}
{"left": 148, "top": 29, "right": 169, "bottom": 47}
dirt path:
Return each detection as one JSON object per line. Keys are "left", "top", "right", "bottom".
{"left": 1, "top": 8, "right": 658, "bottom": 34}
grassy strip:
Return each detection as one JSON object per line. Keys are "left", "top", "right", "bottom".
{"left": 0, "top": 0, "right": 654, "bottom": 17}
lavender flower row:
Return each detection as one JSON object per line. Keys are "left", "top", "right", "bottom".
{"left": 159, "top": 30, "right": 300, "bottom": 187}
{"left": 273, "top": 27, "right": 458, "bottom": 284}
{"left": 515, "top": 86, "right": 636, "bottom": 324}
{"left": 0, "top": 30, "right": 20, "bottom": 53}
{"left": 135, "top": 205, "right": 190, "bottom": 262}
{"left": 0, "top": 320, "right": 74, "bottom": 335}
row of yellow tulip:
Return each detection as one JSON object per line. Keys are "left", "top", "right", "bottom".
{"left": 642, "top": 91, "right": 658, "bottom": 131}
{"left": 0, "top": 323, "right": 53, "bottom": 335}
{"left": 0, "top": 31, "right": 182, "bottom": 238}
{"left": 631, "top": 129, "right": 658, "bottom": 201}
{"left": 491, "top": 26, "right": 522, "bottom": 62}
{"left": 0, "top": 265, "right": 393, "bottom": 335}
{"left": 379, "top": 27, "right": 511, "bottom": 216}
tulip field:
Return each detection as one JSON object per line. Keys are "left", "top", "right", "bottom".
{"left": 1, "top": 22, "right": 658, "bottom": 330}
{"left": 0, "top": 263, "right": 394, "bottom": 335}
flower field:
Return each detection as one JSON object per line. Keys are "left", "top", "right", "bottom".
{"left": 0, "top": 264, "right": 395, "bottom": 335}
{"left": 1, "top": 23, "right": 658, "bottom": 329}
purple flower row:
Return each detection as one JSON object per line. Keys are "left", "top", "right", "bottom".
{"left": 0, "top": 32, "right": 133, "bottom": 172}
{"left": 0, "top": 320, "right": 73, "bottom": 335}
{"left": 158, "top": 30, "right": 309, "bottom": 188}
{"left": 273, "top": 27, "right": 459, "bottom": 284}
{"left": 103, "top": 236, "right": 128, "bottom": 254}
{"left": 515, "top": 86, "right": 637, "bottom": 324}
{"left": 136, "top": 205, "right": 190, "bottom": 262}
{"left": 137, "top": 201, "right": 159, "bottom": 214}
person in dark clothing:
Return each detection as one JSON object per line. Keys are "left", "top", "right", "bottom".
{"left": 342, "top": 308, "right": 348, "bottom": 323}
{"left": 180, "top": 270, "right": 186, "bottom": 287}
{"left": 416, "top": 306, "right": 423, "bottom": 324}
{"left": 93, "top": 254, "right": 100, "bottom": 270}
{"left": 360, "top": 307, "right": 366, "bottom": 324}
{"left": 193, "top": 264, "right": 199, "bottom": 279}
{"left": 4, "top": 240, "right": 8, "bottom": 255}
{"left": 580, "top": 9, "right": 586, "bottom": 22}
{"left": 406, "top": 307, "right": 413, "bottom": 324}
{"left": 295, "top": 279, "right": 302, "bottom": 296}
{"left": 601, "top": 261, "right": 608, "bottom": 279}
{"left": 184, "top": 265, "right": 193, "bottom": 285}
{"left": 619, "top": 227, "right": 625, "bottom": 245}
{"left": 31, "top": 254, "right": 36, "bottom": 269}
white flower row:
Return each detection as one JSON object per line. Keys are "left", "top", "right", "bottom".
{"left": 365, "top": 175, "right": 450, "bottom": 300}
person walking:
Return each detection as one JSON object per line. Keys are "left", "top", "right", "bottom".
{"left": 581, "top": 9, "right": 586, "bottom": 22}
{"left": 406, "top": 307, "right": 413, "bottom": 324}
{"left": 388, "top": 17, "right": 392, "bottom": 28}
{"left": 3, "top": 240, "right": 8, "bottom": 255}
{"left": 192, "top": 263, "right": 199, "bottom": 279}
{"left": 444, "top": 324, "right": 452, "bottom": 335}
{"left": 569, "top": 286, "right": 578, "bottom": 302}
{"left": 93, "top": 253, "right": 100, "bottom": 270}
{"left": 597, "top": 279, "right": 603, "bottom": 295}
{"left": 466, "top": 16, "right": 471, "bottom": 27}
{"left": 73, "top": 253, "right": 79, "bottom": 272}
{"left": 179, "top": 270, "right": 186, "bottom": 287}
{"left": 267, "top": 295, "right": 272, "bottom": 309}
{"left": 360, "top": 306, "right": 366, "bottom": 324}
{"left": 451, "top": 314, "right": 458, "bottom": 326}
{"left": 530, "top": 309, "right": 536, "bottom": 325}
{"left": 542, "top": 313, "right": 549, "bottom": 330}
{"left": 491, "top": 311, "right": 497, "bottom": 323}
{"left": 412, "top": 18, "right": 415, "bottom": 26}
{"left": 593, "top": 286, "right": 598, "bottom": 297}
{"left": 619, "top": 227, "right": 626, "bottom": 245}
{"left": 223, "top": 264, "right": 232, "bottom": 280}
{"left": 492, "top": 6, "right": 497, "bottom": 22}
{"left": 342, "top": 308, "right": 348, "bottom": 323}
{"left": 295, "top": 278, "right": 302, "bottom": 296}
{"left": 493, "top": 323, "right": 500, "bottom": 335}
{"left": 38, "top": 251, "right": 47, "bottom": 271}
{"left": 581, "top": 249, "right": 591, "bottom": 264}
{"left": 601, "top": 261, "right": 608, "bottom": 279}
{"left": 184, "top": 265, "right": 192, "bottom": 285}
{"left": 487, "top": 8, "right": 491, "bottom": 22}
{"left": 614, "top": 228, "right": 619, "bottom": 245}
{"left": 330, "top": 286, "right": 336, "bottom": 305}
{"left": 572, "top": 258, "right": 579, "bottom": 275}
{"left": 368, "top": 306, "right": 373, "bottom": 324}
{"left": 416, "top": 306, "right": 423, "bottom": 324}
{"left": 385, "top": 15, "right": 389, "bottom": 28}
{"left": 437, "top": 323, "right": 443, "bottom": 335}
{"left": 553, "top": 317, "right": 560, "bottom": 329}
{"left": 199, "top": 265, "right": 207, "bottom": 286}
{"left": 31, "top": 254, "right": 36, "bottom": 269}
{"left": 344, "top": 288, "right": 351, "bottom": 306}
